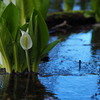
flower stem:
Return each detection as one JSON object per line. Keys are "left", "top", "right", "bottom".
{"left": 25, "top": 50, "right": 30, "bottom": 72}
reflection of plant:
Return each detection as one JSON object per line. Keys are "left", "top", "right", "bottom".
{"left": 0, "top": 3, "right": 60, "bottom": 73}
{"left": 0, "top": 74, "right": 10, "bottom": 100}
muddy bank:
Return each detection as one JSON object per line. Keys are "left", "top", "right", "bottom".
{"left": 46, "top": 12, "right": 96, "bottom": 30}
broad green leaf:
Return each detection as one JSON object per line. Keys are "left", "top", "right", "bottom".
{"left": 36, "top": 10, "right": 49, "bottom": 49}
{"left": 16, "top": 0, "right": 50, "bottom": 22}
{"left": 0, "top": 17, "right": 27, "bottom": 73}
{"left": 32, "top": 0, "right": 50, "bottom": 19}
{"left": 29, "top": 9, "right": 49, "bottom": 59}
{"left": 0, "top": 18, "right": 12, "bottom": 73}
{"left": 16, "top": 0, "right": 26, "bottom": 26}
{"left": 22, "top": 0, "right": 34, "bottom": 19}
{"left": 1, "top": 3, "right": 20, "bottom": 72}
{"left": 0, "top": 1, "right": 6, "bottom": 17}
{"left": 29, "top": 9, "right": 51, "bottom": 72}
{"left": 2, "top": 3, "right": 19, "bottom": 39}
{"left": 41, "top": 40, "right": 60, "bottom": 56}
{"left": 41, "top": 0, "right": 50, "bottom": 19}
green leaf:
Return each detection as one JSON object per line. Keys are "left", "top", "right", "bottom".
{"left": 16, "top": 0, "right": 26, "bottom": 25}
{"left": 0, "top": 3, "right": 30, "bottom": 73}
{"left": 41, "top": 0, "right": 50, "bottom": 19}
{"left": 29, "top": 9, "right": 49, "bottom": 59}
{"left": 41, "top": 39, "right": 60, "bottom": 56}
{"left": 0, "top": 18, "right": 12, "bottom": 73}
{"left": 22, "top": 0, "right": 34, "bottom": 19}
{"left": 1, "top": 3, "right": 20, "bottom": 72}
{"left": 0, "top": 1, "right": 6, "bottom": 17}
{"left": 29, "top": 9, "right": 51, "bottom": 72}
{"left": 16, "top": 0, "right": 50, "bottom": 22}
{"left": 2, "top": 3, "right": 19, "bottom": 39}
{"left": 32, "top": 0, "right": 50, "bottom": 19}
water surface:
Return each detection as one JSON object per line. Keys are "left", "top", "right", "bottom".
{"left": 0, "top": 25, "right": 100, "bottom": 100}
{"left": 39, "top": 25, "right": 100, "bottom": 100}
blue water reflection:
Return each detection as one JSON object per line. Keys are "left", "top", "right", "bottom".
{"left": 40, "top": 29, "right": 99, "bottom": 75}
{"left": 39, "top": 75, "right": 98, "bottom": 100}
{"left": 39, "top": 28, "right": 100, "bottom": 100}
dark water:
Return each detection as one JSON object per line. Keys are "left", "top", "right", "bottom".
{"left": 0, "top": 73, "right": 59, "bottom": 100}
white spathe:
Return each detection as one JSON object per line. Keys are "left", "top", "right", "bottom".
{"left": 20, "top": 30, "right": 33, "bottom": 50}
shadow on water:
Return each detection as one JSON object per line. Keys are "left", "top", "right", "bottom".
{"left": 0, "top": 74, "right": 58, "bottom": 100}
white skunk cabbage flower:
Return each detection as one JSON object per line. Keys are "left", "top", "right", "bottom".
{"left": 20, "top": 30, "right": 33, "bottom": 50}
{"left": 20, "top": 30, "right": 32, "bottom": 72}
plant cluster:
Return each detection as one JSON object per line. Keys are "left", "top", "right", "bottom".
{"left": 0, "top": 1, "right": 60, "bottom": 73}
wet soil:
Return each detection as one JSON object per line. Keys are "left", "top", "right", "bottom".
{"left": 46, "top": 12, "right": 96, "bottom": 30}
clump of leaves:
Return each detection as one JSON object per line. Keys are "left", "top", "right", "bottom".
{"left": 1, "top": 0, "right": 50, "bottom": 26}
{"left": 16, "top": 0, "right": 50, "bottom": 25}
{"left": 0, "top": 3, "right": 60, "bottom": 73}
{"left": 0, "top": 3, "right": 27, "bottom": 73}
{"left": 28, "top": 9, "right": 60, "bottom": 72}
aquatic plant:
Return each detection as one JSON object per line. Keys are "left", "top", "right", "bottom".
{"left": 16, "top": 0, "right": 50, "bottom": 25}
{"left": 28, "top": 9, "right": 60, "bottom": 72}
{"left": 1, "top": 0, "right": 50, "bottom": 25}
{"left": 63, "top": 0, "right": 75, "bottom": 11}
{"left": 0, "top": 3, "right": 60, "bottom": 73}
{"left": 0, "top": 3, "right": 20, "bottom": 73}
{"left": 92, "top": 0, "right": 100, "bottom": 22}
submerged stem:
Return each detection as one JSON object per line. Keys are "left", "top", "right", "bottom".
{"left": 25, "top": 50, "right": 30, "bottom": 72}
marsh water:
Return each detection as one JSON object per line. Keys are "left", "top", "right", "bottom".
{"left": 0, "top": 25, "right": 100, "bottom": 100}
{"left": 0, "top": 0, "right": 100, "bottom": 100}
